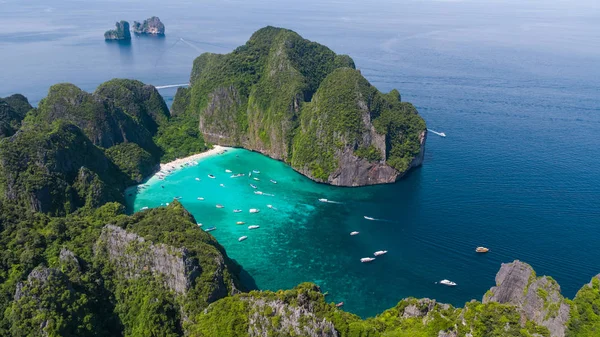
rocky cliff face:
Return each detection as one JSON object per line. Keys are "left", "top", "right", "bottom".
{"left": 0, "top": 94, "right": 31, "bottom": 137}
{"left": 483, "top": 260, "right": 570, "bottom": 337}
{"left": 132, "top": 16, "right": 165, "bottom": 35}
{"left": 96, "top": 225, "right": 199, "bottom": 294}
{"left": 104, "top": 21, "right": 131, "bottom": 40}
{"left": 177, "top": 26, "right": 426, "bottom": 187}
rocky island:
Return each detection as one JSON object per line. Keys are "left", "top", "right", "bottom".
{"left": 132, "top": 16, "right": 165, "bottom": 35}
{"left": 172, "top": 26, "right": 426, "bottom": 187}
{"left": 104, "top": 20, "right": 131, "bottom": 40}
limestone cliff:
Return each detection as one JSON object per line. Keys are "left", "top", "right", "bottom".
{"left": 175, "top": 26, "right": 426, "bottom": 186}
{"left": 104, "top": 21, "right": 131, "bottom": 40}
{"left": 483, "top": 260, "right": 570, "bottom": 337}
{"left": 132, "top": 16, "right": 165, "bottom": 35}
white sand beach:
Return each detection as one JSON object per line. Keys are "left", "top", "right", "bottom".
{"left": 159, "top": 145, "right": 230, "bottom": 172}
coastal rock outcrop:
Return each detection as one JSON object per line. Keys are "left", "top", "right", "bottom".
{"left": 483, "top": 260, "right": 570, "bottom": 337}
{"left": 104, "top": 21, "right": 131, "bottom": 40}
{"left": 175, "top": 26, "right": 426, "bottom": 187}
{"left": 96, "top": 224, "right": 199, "bottom": 294}
{"left": 132, "top": 16, "right": 165, "bottom": 35}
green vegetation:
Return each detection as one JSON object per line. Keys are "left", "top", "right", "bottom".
{"left": 104, "top": 21, "right": 131, "bottom": 40}
{"left": 0, "top": 94, "right": 32, "bottom": 137}
{"left": 105, "top": 143, "right": 156, "bottom": 182}
{"left": 567, "top": 277, "right": 600, "bottom": 336}
{"left": 176, "top": 26, "right": 425, "bottom": 183}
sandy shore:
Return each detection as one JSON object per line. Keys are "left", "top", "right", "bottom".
{"left": 159, "top": 145, "right": 229, "bottom": 171}
{"left": 145, "top": 145, "right": 230, "bottom": 183}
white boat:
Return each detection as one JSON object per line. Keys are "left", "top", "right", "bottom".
{"left": 141, "top": 206, "right": 149, "bottom": 210}
{"left": 318, "top": 198, "right": 328, "bottom": 202}
{"left": 250, "top": 184, "right": 257, "bottom": 189}
{"left": 253, "top": 170, "right": 260, "bottom": 174}
{"left": 233, "top": 209, "right": 242, "bottom": 213}
{"left": 267, "top": 204, "right": 273, "bottom": 209}
{"left": 249, "top": 208, "right": 260, "bottom": 213}
{"left": 220, "top": 183, "right": 225, "bottom": 187}
{"left": 216, "top": 204, "right": 224, "bottom": 209}
{"left": 270, "top": 179, "right": 277, "bottom": 184}
{"left": 350, "top": 231, "right": 359, "bottom": 236}
{"left": 208, "top": 174, "right": 215, "bottom": 179}
{"left": 197, "top": 223, "right": 203, "bottom": 227}
{"left": 254, "top": 191, "right": 263, "bottom": 195}
{"left": 364, "top": 216, "right": 376, "bottom": 221}
{"left": 439, "top": 279, "right": 457, "bottom": 286}
{"left": 225, "top": 169, "right": 232, "bottom": 173}
{"left": 374, "top": 250, "right": 388, "bottom": 256}
{"left": 248, "top": 225, "right": 260, "bottom": 230}
{"left": 204, "top": 227, "right": 216, "bottom": 232}
{"left": 253, "top": 177, "right": 260, "bottom": 181}
{"left": 236, "top": 221, "right": 245, "bottom": 225}
{"left": 166, "top": 203, "right": 169, "bottom": 206}
{"left": 238, "top": 236, "right": 248, "bottom": 242}
{"left": 174, "top": 196, "right": 182, "bottom": 200}
{"left": 195, "top": 177, "right": 200, "bottom": 181}
{"left": 360, "top": 257, "right": 376, "bottom": 263}
{"left": 439, "top": 132, "right": 446, "bottom": 137}
{"left": 197, "top": 197, "right": 204, "bottom": 200}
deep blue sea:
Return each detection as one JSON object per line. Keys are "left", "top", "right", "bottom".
{"left": 2, "top": 0, "right": 599, "bottom": 318}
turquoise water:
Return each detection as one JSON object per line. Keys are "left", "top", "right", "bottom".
{"left": 4, "top": 0, "right": 600, "bottom": 319}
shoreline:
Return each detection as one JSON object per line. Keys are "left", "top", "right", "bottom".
{"left": 159, "top": 145, "right": 230, "bottom": 172}
{"left": 137, "top": 145, "right": 232, "bottom": 187}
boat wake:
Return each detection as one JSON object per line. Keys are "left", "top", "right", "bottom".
{"left": 318, "top": 198, "right": 343, "bottom": 204}
{"left": 364, "top": 216, "right": 395, "bottom": 222}
{"left": 155, "top": 83, "right": 189, "bottom": 89}
{"left": 427, "top": 128, "right": 446, "bottom": 137}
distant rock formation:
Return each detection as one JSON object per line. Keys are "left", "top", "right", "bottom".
{"left": 104, "top": 21, "right": 131, "bottom": 40}
{"left": 132, "top": 16, "right": 165, "bottom": 35}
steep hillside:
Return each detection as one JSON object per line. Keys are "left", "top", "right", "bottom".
{"left": 175, "top": 26, "right": 426, "bottom": 186}
{"left": 0, "top": 94, "right": 32, "bottom": 137}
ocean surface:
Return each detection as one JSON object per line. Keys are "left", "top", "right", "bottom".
{"left": 2, "top": 0, "right": 600, "bottom": 318}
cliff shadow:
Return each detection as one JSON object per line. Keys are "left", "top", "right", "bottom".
{"left": 104, "top": 39, "right": 133, "bottom": 64}
{"left": 232, "top": 258, "right": 259, "bottom": 291}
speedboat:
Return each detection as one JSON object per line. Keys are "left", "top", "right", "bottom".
{"left": 360, "top": 257, "right": 376, "bottom": 263}
{"left": 220, "top": 183, "right": 225, "bottom": 187}
{"left": 439, "top": 279, "right": 457, "bottom": 286}
{"left": 267, "top": 204, "right": 273, "bottom": 209}
{"left": 208, "top": 174, "right": 215, "bottom": 179}
{"left": 350, "top": 231, "right": 359, "bottom": 236}
{"left": 204, "top": 227, "right": 216, "bottom": 232}
{"left": 225, "top": 169, "right": 232, "bottom": 173}
{"left": 174, "top": 196, "right": 182, "bottom": 200}
{"left": 248, "top": 225, "right": 260, "bottom": 230}
{"left": 254, "top": 191, "right": 263, "bottom": 195}
{"left": 364, "top": 216, "right": 375, "bottom": 220}
{"left": 476, "top": 247, "right": 489, "bottom": 253}
{"left": 197, "top": 197, "right": 204, "bottom": 200}
{"left": 318, "top": 198, "right": 328, "bottom": 202}
{"left": 195, "top": 177, "right": 200, "bottom": 181}
{"left": 250, "top": 184, "right": 257, "bottom": 189}
{"left": 270, "top": 179, "right": 277, "bottom": 184}
{"left": 216, "top": 204, "right": 224, "bottom": 209}
{"left": 335, "top": 302, "right": 344, "bottom": 307}
{"left": 439, "top": 132, "right": 446, "bottom": 137}
{"left": 249, "top": 208, "right": 260, "bottom": 213}
{"left": 141, "top": 206, "right": 149, "bottom": 210}
{"left": 197, "top": 223, "right": 203, "bottom": 227}
{"left": 253, "top": 177, "right": 260, "bottom": 181}
{"left": 238, "top": 236, "right": 248, "bottom": 242}
{"left": 236, "top": 221, "right": 245, "bottom": 225}
{"left": 374, "top": 250, "right": 388, "bottom": 256}
{"left": 233, "top": 209, "right": 242, "bottom": 213}
{"left": 253, "top": 170, "right": 260, "bottom": 174}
